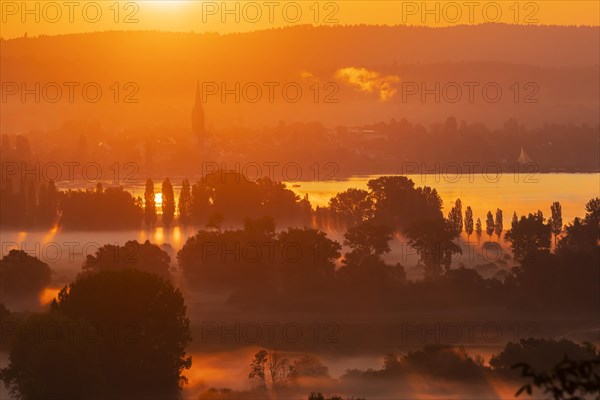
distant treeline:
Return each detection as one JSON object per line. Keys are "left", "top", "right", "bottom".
{"left": 1, "top": 193, "right": 598, "bottom": 398}
{"left": 197, "top": 340, "right": 599, "bottom": 399}
{"left": 1, "top": 118, "right": 598, "bottom": 185}
{"left": 2, "top": 173, "right": 598, "bottom": 314}
{"left": 0, "top": 170, "right": 311, "bottom": 230}
{"left": 176, "top": 195, "right": 599, "bottom": 312}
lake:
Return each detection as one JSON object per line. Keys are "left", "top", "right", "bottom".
{"left": 2, "top": 173, "right": 597, "bottom": 291}
{"left": 1, "top": 173, "right": 598, "bottom": 398}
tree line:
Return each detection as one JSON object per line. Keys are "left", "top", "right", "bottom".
{"left": 0, "top": 170, "right": 311, "bottom": 230}
{"left": 0, "top": 194, "right": 598, "bottom": 398}
{"left": 194, "top": 339, "right": 599, "bottom": 400}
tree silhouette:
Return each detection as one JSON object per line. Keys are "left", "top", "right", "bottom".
{"left": 367, "top": 176, "right": 443, "bottom": 231}
{"left": 445, "top": 116, "right": 458, "bottom": 134}
{"left": 504, "top": 212, "right": 552, "bottom": 263}
{"left": 556, "top": 199, "right": 599, "bottom": 255}
{"left": 174, "top": 171, "right": 311, "bottom": 228}
{"left": 464, "top": 206, "right": 474, "bottom": 241}
{"left": 584, "top": 197, "right": 600, "bottom": 225}
{"left": 495, "top": 208, "right": 503, "bottom": 242}
{"left": 0, "top": 312, "right": 103, "bottom": 400}
{"left": 161, "top": 178, "right": 175, "bottom": 228}
{"left": 549, "top": 201, "right": 563, "bottom": 247}
{"left": 514, "top": 357, "right": 600, "bottom": 400}
{"left": 81, "top": 240, "right": 171, "bottom": 279}
{"left": 475, "top": 218, "right": 483, "bottom": 242}
{"left": 144, "top": 178, "right": 157, "bottom": 229}
{"left": 244, "top": 216, "right": 276, "bottom": 236}
{"left": 190, "top": 180, "right": 211, "bottom": 224}
{"left": 267, "top": 351, "right": 291, "bottom": 389}
{"left": 402, "top": 345, "right": 486, "bottom": 381}
{"left": 37, "top": 179, "right": 58, "bottom": 227}
{"left": 277, "top": 227, "right": 341, "bottom": 298}
{"left": 289, "top": 355, "right": 330, "bottom": 380}
{"left": 328, "top": 188, "right": 373, "bottom": 228}
{"left": 447, "top": 198, "right": 463, "bottom": 236}
{"left": 1, "top": 269, "right": 192, "bottom": 399}
{"left": 343, "top": 221, "right": 393, "bottom": 262}
{"left": 342, "top": 345, "right": 486, "bottom": 382}
{"left": 59, "top": 186, "right": 143, "bottom": 230}
{"left": 0, "top": 250, "right": 51, "bottom": 302}
{"left": 494, "top": 338, "right": 600, "bottom": 399}
{"left": 62, "top": 270, "right": 191, "bottom": 393}
{"left": 249, "top": 350, "right": 268, "bottom": 390}
{"left": 486, "top": 211, "right": 495, "bottom": 241}
{"left": 406, "top": 218, "right": 462, "bottom": 278}
{"left": 491, "top": 338, "right": 598, "bottom": 373}
{"left": 178, "top": 179, "right": 192, "bottom": 225}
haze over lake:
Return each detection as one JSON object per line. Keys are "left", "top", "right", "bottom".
{"left": 1, "top": 7, "right": 599, "bottom": 400}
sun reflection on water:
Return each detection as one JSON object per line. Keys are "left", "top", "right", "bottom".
{"left": 38, "top": 287, "right": 62, "bottom": 306}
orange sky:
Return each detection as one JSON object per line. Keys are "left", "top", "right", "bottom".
{"left": 1, "top": 0, "right": 598, "bottom": 39}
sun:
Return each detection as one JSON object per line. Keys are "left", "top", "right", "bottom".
{"left": 154, "top": 193, "right": 163, "bottom": 208}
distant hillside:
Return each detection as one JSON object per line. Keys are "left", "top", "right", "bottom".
{"left": 3, "top": 24, "right": 599, "bottom": 66}
{"left": 1, "top": 24, "right": 598, "bottom": 132}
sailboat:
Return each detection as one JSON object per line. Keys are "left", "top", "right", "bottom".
{"left": 516, "top": 146, "right": 535, "bottom": 165}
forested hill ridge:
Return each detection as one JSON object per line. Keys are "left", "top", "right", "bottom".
{"left": 3, "top": 24, "right": 599, "bottom": 66}
{"left": 2, "top": 24, "right": 599, "bottom": 132}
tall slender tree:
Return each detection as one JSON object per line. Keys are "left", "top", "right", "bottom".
{"left": 161, "top": 178, "right": 175, "bottom": 228}
{"left": 249, "top": 350, "right": 268, "bottom": 390}
{"left": 550, "top": 201, "right": 563, "bottom": 246}
{"left": 495, "top": 208, "right": 503, "bottom": 242}
{"left": 144, "top": 179, "right": 157, "bottom": 229}
{"left": 447, "top": 198, "right": 463, "bottom": 236}
{"left": 475, "top": 218, "right": 483, "bottom": 242}
{"left": 464, "top": 206, "right": 474, "bottom": 241}
{"left": 486, "top": 211, "right": 495, "bottom": 241}
{"left": 178, "top": 180, "right": 192, "bottom": 225}
{"left": 267, "top": 351, "right": 291, "bottom": 388}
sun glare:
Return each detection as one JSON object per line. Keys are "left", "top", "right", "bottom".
{"left": 154, "top": 192, "right": 163, "bottom": 208}
{"left": 1, "top": 2, "right": 598, "bottom": 399}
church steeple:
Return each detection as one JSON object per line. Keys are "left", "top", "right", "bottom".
{"left": 192, "top": 80, "right": 205, "bottom": 140}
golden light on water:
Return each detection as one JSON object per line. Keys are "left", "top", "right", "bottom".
{"left": 172, "top": 226, "right": 182, "bottom": 245}
{"left": 289, "top": 173, "right": 598, "bottom": 224}
{"left": 42, "top": 224, "right": 60, "bottom": 244}
{"left": 0, "top": 2, "right": 597, "bottom": 398}
{"left": 39, "top": 287, "right": 62, "bottom": 306}
{"left": 154, "top": 227, "right": 165, "bottom": 243}
{"left": 185, "top": 348, "right": 261, "bottom": 394}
